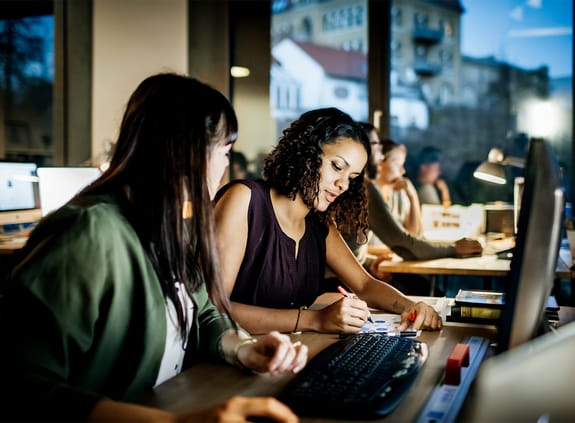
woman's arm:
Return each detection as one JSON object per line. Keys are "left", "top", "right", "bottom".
{"left": 397, "top": 177, "right": 423, "bottom": 235}
{"left": 325, "top": 224, "right": 442, "bottom": 331}
{"left": 366, "top": 181, "right": 457, "bottom": 260}
{"left": 435, "top": 178, "right": 452, "bottom": 207}
{"left": 89, "top": 397, "right": 299, "bottom": 423}
{"left": 214, "top": 183, "right": 251, "bottom": 299}
{"left": 225, "top": 300, "right": 369, "bottom": 334}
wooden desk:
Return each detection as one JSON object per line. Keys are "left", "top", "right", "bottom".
{"left": 0, "top": 237, "right": 28, "bottom": 255}
{"left": 378, "top": 247, "right": 574, "bottom": 297}
{"left": 377, "top": 248, "right": 573, "bottom": 280}
{"left": 134, "top": 309, "right": 574, "bottom": 422}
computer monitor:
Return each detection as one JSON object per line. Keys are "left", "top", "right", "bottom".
{"left": 496, "top": 137, "right": 565, "bottom": 353}
{"left": 37, "top": 167, "right": 101, "bottom": 216}
{"left": 0, "top": 161, "right": 41, "bottom": 228}
{"left": 458, "top": 138, "right": 570, "bottom": 421}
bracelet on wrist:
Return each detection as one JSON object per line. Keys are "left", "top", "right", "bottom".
{"left": 292, "top": 306, "right": 308, "bottom": 334}
{"left": 232, "top": 337, "right": 257, "bottom": 371}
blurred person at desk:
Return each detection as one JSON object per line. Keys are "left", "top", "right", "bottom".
{"left": 412, "top": 145, "right": 451, "bottom": 207}
{"left": 351, "top": 126, "right": 482, "bottom": 275}
{"left": 0, "top": 73, "right": 306, "bottom": 423}
{"left": 214, "top": 108, "right": 442, "bottom": 336}
{"left": 371, "top": 138, "right": 423, "bottom": 239}
{"left": 230, "top": 149, "right": 256, "bottom": 180}
{"left": 345, "top": 132, "right": 480, "bottom": 295}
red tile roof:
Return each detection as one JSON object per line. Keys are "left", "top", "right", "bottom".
{"left": 294, "top": 40, "right": 367, "bottom": 80}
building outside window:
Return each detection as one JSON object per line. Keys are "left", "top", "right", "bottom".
{"left": 271, "top": 0, "right": 572, "bottom": 205}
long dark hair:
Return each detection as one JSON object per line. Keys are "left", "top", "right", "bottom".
{"left": 263, "top": 107, "right": 370, "bottom": 243}
{"left": 83, "top": 73, "right": 237, "bottom": 337}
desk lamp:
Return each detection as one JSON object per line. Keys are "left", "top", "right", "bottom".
{"left": 473, "top": 148, "right": 525, "bottom": 184}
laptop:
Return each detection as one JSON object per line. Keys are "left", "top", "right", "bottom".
{"left": 37, "top": 167, "right": 101, "bottom": 216}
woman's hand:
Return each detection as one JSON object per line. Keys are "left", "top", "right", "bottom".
{"left": 367, "top": 254, "right": 394, "bottom": 282}
{"left": 90, "top": 397, "right": 298, "bottom": 423}
{"left": 435, "top": 178, "right": 451, "bottom": 207}
{"left": 236, "top": 331, "right": 308, "bottom": 375}
{"left": 178, "top": 396, "right": 298, "bottom": 423}
{"left": 455, "top": 238, "right": 483, "bottom": 257}
{"left": 318, "top": 296, "right": 370, "bottom": 333}
{"left": 397, "top": 301, "right": 442, "bottom": 331}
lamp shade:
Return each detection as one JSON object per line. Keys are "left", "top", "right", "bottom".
{"left": 473, "top": 147, "right": 526, "bottom": 185}
{"left": 473, "top": 161, "right": 507, "bottom": 184}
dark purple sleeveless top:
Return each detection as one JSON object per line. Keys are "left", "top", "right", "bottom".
{"left": 215, "top": 179, "right": 329, "bottom": 309}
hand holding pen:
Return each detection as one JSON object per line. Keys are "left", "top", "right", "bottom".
{"left": 337, "top": 285, "right": 374, "bottom": 323}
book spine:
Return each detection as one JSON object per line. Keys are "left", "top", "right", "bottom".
{"left": 448, "top": 305, "right": 501, "bottom": 323}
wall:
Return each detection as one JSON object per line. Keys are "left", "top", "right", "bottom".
{"left": 230, "top": 1, "right": 274, "bottom": 166}
{"left": 91, "top": 0, "right": 188, "bottom": 165}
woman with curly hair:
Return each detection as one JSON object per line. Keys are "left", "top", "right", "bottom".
{"left": 214, "top": 107, "right": 441, "bottom": 335}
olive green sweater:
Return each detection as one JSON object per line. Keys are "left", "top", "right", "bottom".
{"left": 0, "top": 194, "right": 235, "bottom": 421}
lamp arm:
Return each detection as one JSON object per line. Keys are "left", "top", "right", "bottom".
{"left": 502, "top": 156, "right": 526, "bottom": 168}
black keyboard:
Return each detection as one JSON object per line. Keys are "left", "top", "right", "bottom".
{"left": 278, "top": 333, "right": 428, "bottom": 419}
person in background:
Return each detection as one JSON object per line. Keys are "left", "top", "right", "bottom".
{"left": 373, "top": 139, "right": 423, "bottom": 236}
{"left": 346, "top": 124, "right": 483, "bottom": 295}
{"left": 0, "top": 73, "right": 306, "bottom": 422}
{"left": 214, "top": 107, "right": 442, "bottom": 335}
{"left": 357, "top": 122, "right": 383, "bottom": 180}
{"left": 413, "top": 145, "right": 451, "bottom": 207}
{"left": 230, "top": 149, "right": 255, "bottom": 180}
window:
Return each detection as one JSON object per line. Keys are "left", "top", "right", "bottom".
{"left": 0, "top": 7, "right": 54, "bottom": 165}
{"left": 271, "top": 0, "right": 369, "bottom": 138}
{"left": 391, "top": 5, "right": 403, "bottom": 27}
{"left": 269, "top": 0, "right": 572, "bottom": 209}
{"left": 390, "top": 0, "right": 572, "bottom": 207}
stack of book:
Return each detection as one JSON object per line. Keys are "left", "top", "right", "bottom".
{"left": 447, "top": 290, "right": 504, "bottom": 324}
{"left": 447, "top": 289, "right": 560, "bottom": 326}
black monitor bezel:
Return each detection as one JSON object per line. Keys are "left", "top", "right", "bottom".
{"left": 495, "top": 137, "right": 565, "bottom": 353}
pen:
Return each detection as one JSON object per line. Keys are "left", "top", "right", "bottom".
{"left": 337, "top": 285, "right": 374, "bottom": 323}
{"left": 385, "top": 330, "right": 418, "bottom": 337}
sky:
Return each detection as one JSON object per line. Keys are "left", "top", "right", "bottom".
{"left": 461, "top": 0, "right": 573, "bottom": 78}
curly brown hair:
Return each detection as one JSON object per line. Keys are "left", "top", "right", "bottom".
{"left": 263, "top": 107, "right": 371, "bottom": 244}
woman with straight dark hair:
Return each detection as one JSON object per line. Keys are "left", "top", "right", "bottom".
{"left": 0, "top": 73, "right": 306, "bottom": 422}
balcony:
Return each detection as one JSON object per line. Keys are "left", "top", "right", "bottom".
{"left": 413, "top": 59, "right": 442, "bottom": 77}
{"left": 412, "top": 26, "right": 443, "bottom": 45}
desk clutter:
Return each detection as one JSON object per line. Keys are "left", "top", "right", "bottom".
{"left": 419, "top": 203, "right": 515, "bottom": 240}
{"left": 442, "top": 289, "right": 560, "bottom": 327}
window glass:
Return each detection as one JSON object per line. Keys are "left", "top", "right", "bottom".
{"left": 271, "top": 0, "right": 369, "bottom": 138}
{"left": 390, "top": 0, "right": 572, "bottom": 205}
{"left": 0, "top": 12, "right": 54, "bottom": 166}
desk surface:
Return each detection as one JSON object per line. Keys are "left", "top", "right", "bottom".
{"left": 378, "top": 247, "right": 573, "bottom": 280}
{"left": 137, "top": 307, "right": 575, "bottom": 422}
{"left": 0, "top": 237, "right": 27, "bottom": 255}
{"left": 0, "top": 233, "right": 29, "bottom": 255}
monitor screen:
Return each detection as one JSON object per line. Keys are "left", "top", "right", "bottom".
{"left": 0, "top": 162, "right": 41, "bottom": 227}
{"left": 496, "top": 137, "right": 565, "bottom": 353}
{"left": 37, "top": 167, "right": 101, "bottom": 216}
